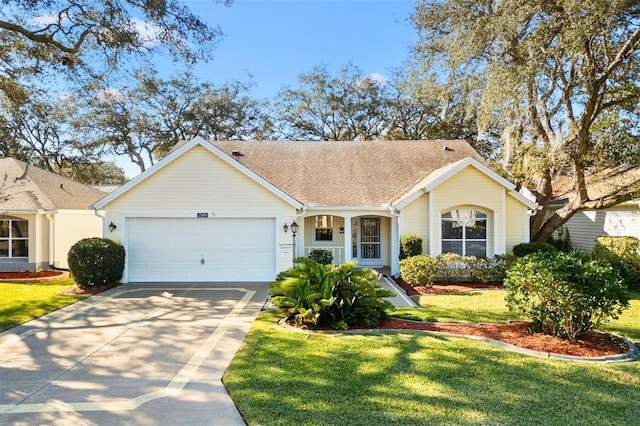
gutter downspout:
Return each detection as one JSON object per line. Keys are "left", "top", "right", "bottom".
{"left": 93, "top": 207, "right": 106, "bottom": 235}
{"left": 46, "top": 212, "right": 55, "bottom": 269}
{"left": 387, "top": 204, "right": 401, "bottom": 277}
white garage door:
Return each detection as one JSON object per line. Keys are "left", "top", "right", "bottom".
{"left": 127, "top": 218, "right": 276, "bottom": 282}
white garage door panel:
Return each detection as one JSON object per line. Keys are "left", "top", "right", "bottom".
{"left": 127, "top": 218, "right": 276, "bottom": 282}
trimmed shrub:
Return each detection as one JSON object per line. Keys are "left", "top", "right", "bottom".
{"left": 437, "top": 253, "right": 476, "bottom": 282}
{"left": 593, "top": 236, "right": 640, "bottom": 266}
{"left": 307, "top": 248, "right": 333, "bottom": 265}
{"left": 472, "top": 255, "right": 509, "bottom": 283}
{"left": 593, "top": 236, "right": 640, "bottom": 290}
{"left": 269, "top": 257, "right": 394, "bottom": 330}
{"left": 512, "top": 241, "right": 557, "bottom": 257}
{"left": 399, "top": 255, "right": 441, "bottom": 288}
{"left": 504, "top": 251, "right": 629, "bottom": 340}
{"left": 68, "top": 238, "right": 125, "bottom": 289}
{"left": 400, "top": 234, "right": 423, "bottom": 260}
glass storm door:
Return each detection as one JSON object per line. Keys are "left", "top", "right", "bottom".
{"left": 358, "top": 217, "right": 381, "bottom": 266}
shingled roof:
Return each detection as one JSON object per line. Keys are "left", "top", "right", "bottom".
{"left": 211, "top": 140, "right": 485, "bottom": 207}
{"left": 0, "top": 158, "right": 107, "bottom": 211}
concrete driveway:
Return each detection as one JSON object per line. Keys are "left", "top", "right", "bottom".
{"left": 0, "top": 282, "right": 269, "bottom": 426}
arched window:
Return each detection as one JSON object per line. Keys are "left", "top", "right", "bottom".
{"left": 441, "top": 210, "right": 487, "bottom": 257}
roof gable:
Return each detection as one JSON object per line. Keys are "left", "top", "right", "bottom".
{"left": 393, "top": 158, "right": 538, "bottom": 210}
{"left": 93, "top": 137, "right": 303, "bottom": 209}
{"left": 0, "top": 158, "right": 107, "bottom": 211}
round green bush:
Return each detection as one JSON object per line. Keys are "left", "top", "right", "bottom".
{"left": 307, "top": 248, "right": 333, "bottom": 265}
{"left": 399, "top": 255, "right": 441, "bottom": 288}
{"left": 68, "top": 238, "right": 125, "bottom": 289}
{"left": 512, "top": 241, "right": 557, "bottom": 257}
{"left": 400, "top": 234, "right": 423, "bottom": 260}
{"left": 504, "top": 251, "right": 629, "bottom": 340}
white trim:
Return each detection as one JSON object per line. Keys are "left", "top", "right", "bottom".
{"left": 120, "top": 213, "right": 281, "bottom": 283}
{"left": 306, "top": 205, "right": 391, "bottom": 212}
{"left": 93, "top": 137, "right": 303, "bottom": 210}
{"left": 394, "top": 157, "right": 538, "bottom": 210}
{"left": 501, "top": 189, "right": 507, "bottom": 254}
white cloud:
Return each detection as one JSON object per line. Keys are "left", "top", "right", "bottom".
{"left": 95, "top": 88, "right": 129, "bottom": 103}
{"left": 30, "top": 13, "right": 66, "bottom": 26}
{"left": 131, "top": 18, "right": 162, "bottom": 48}
{"left": 367, "top": 73, "right": 389, "bottom": 85}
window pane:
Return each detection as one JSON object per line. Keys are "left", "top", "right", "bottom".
{"left": 316, "top": 228, "right": 333, "bottom": 241}
{"left": 466, "top": 241, "right": 486, "bottom": 257}
{"left": 0, "top": 221, "right": 8, "bottom": 238}
{"left": 12, "top": 220, "right": 28, "bottom": 238}
{"left": 12, "top": 240, "right": 28, "bottom": 257}
{"left": 442, "top": 220, "right": 463, "bottom": 239}
{"left": 466, "top": 220, "right": 487, "bottom": 239}
{"left": 442, "top": 241, "right": 463, "bottom": 255}
{"left": 0, "top": 241, "right": 8, "bottom": 257}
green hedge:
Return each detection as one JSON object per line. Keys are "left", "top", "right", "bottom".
{"left": 68, "top": 238, "right": 125, "bottom": 289}
{"left": 504, "top": 251, "right": 629, "bottom": 340}
{"left": 400, "top": 234, "right": 423, "bottom": 260}
{"left": 399, "top": 255, "right": 441, "bottom": 287}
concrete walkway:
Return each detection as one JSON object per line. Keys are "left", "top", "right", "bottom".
{"left": 0, "top": 282, "right": 269, "bottom": 426}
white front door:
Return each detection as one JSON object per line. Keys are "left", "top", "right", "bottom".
{"left": 351, "top": 217, "right": 383, "bottom": 267}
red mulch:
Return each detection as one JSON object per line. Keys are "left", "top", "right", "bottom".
{"left": 377, "top": 318, "right": 628, "bottom": 357}
{"left": 382, "top": 278, "right": 629, "bottom": 357}
{"left": 60, "top": 282, "right": 120, "bottom": 295}
{"left": 0, "top": 270, "right": 64, "bottom": 279}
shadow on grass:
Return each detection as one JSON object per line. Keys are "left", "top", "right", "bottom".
{"left": 225, "top": 311, "right": 640, "bottom": 426}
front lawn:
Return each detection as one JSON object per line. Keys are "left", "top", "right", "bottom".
{"left": 224, "top": 291, "right": 640, "bottom": 426}
{"left": 0, "top": 279, "right": 88, "bottom": 332}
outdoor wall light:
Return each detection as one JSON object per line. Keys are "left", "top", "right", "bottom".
{"left": 283, "top": 222, "right": 289, "bottom": 233}
{"left": 108, "top": 221, "right": 117, "bottom": 232}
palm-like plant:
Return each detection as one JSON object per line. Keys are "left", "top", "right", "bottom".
{"left": 269, "top": 257, "right": 394, "bottom": 330}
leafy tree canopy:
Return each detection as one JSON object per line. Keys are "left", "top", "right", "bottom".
{"left": 411, "top": 0, "right": 640, "bottom": 241}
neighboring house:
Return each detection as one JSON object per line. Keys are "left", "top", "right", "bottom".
{"left": 93, "top": 137, "right": 537, "bottom": 283}
{"left": 0, "top": 158, "right": 107, "bottom": 270}
{"left": 551, "top": 165, "right": 640, "bottom": 252}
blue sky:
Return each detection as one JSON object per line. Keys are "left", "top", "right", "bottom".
{"left": 118, "top": 0, "right": 419, "bottom": 177}
{"left": 165, "top": 0, "right": 419, "bottom": 99}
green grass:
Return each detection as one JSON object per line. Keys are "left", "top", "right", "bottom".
{"left": 0, "top": 279, "right": 87, "bottom": 332}
{"left": 395, "top": 290, "right": 521, "bottom": 323}
{"left": 225, "top": 291, "right": 640, "bottom": 426}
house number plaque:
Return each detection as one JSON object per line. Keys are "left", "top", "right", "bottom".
{"left": 197, "top": 213, "right": 208, "bottom": 218}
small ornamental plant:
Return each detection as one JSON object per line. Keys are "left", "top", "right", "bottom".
{"left": 504, "top": 251, "right": 629, "bottom": 340}
{"left": 400, "top": 234, "right": 423, "bottom": 260}
{"left": 307, "top": 248, "right": 333, "bottom": 265}
{"left": 399, "top": 255, "right": 441, "bottom": 288}
{"left": 68, "top": 238, "right": 125, "bottom": 289}
{"left": 269, "top": 258, "right": 394, "bottom": 330}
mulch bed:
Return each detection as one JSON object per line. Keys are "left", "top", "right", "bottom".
{"left": 0, "top": 270, "right": 64, "bottom": 279}
{"left": 60, "top": 282, "right": 120, "bottom": 295}
{"left": 382, "top": 277, "right": 629, "bottom": 357}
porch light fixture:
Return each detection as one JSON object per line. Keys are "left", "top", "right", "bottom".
{"left": 108, "top": 221, "right": 117, "bottom": 232}
{"left": 283, "top": 222, "right": 289, "bottom": 233}
{"left": 290, "top": 220, "right": 299, "bottom": 237}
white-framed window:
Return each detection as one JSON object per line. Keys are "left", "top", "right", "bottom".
{"left": 0, "top": 217, "right": 29, "bottom": 258}
{"left": 441, "top": 209, "right": 487, "bottom": 256}
{"left": 314, "top": 215, "right": 334, "bottom": 241}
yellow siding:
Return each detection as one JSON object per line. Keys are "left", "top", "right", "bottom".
{"left": 505, "top": 194, "right": 528, "bottom": 253}
{"left": 105, "top": 145, "right": 296, "bottom": 273}
{"left": 401, "top": 194, "right": 429, "bottom": 254}
{"left": 52, "top": 212, "right": 103, "bottom": 269}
